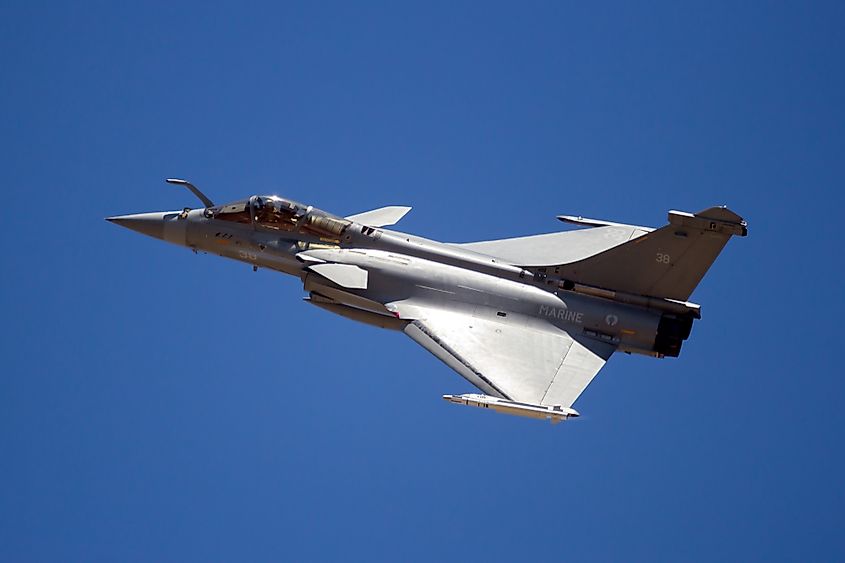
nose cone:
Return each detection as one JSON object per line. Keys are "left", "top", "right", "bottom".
{"left": 106, "top": 212, "right": 169, "bottom": 240}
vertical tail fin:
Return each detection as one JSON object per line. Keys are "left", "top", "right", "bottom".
{"left": 544, "top": 207, "right": 747, "bottom": 301}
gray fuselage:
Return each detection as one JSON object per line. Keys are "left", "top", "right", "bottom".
{"left": 152, "top": 203, "right": 667, "bottom": 357}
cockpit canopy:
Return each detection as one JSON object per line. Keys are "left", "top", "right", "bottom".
{"left": 205, "top": 195, "right": 351, "bottom": 239}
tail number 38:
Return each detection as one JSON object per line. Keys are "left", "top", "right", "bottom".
{"left": 656, "top": 253, "right": 671, "bottom": 264}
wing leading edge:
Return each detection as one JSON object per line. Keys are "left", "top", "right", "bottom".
{"left": 400, "top": 307, "right": 615, "bottom": 411}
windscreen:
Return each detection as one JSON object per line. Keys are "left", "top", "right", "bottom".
{"left": 209, "top": 199, "right": 251, "bottom": 224}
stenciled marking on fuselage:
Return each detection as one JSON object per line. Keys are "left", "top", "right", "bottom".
{"left": 538, "top": 305, "right": 584, "bottom": 323}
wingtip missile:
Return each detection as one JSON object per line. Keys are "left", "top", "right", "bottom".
{"left": 442, "top": 393, "right": 578, "bottom": 423}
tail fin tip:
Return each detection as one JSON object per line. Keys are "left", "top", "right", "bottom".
{"left": 668, "top": 206, "right": 748, "bottom": 237}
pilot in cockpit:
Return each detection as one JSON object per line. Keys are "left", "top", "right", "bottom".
{"left": 253, "top": 196, "right": 303, "bottom": 232}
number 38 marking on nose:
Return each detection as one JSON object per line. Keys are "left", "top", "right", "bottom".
{"left": 656, "top": 253, "right": 671, "bottom": 264}
{"left": 238, "top": 250, "right": 258, "bottom": 261}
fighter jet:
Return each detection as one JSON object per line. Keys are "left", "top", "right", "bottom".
{"left": 107, "top": 179, "right": 747, "bottom": 423}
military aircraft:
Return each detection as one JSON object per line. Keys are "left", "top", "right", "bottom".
{"left": 107, "top": 179, "right": 747, "bottom": 423}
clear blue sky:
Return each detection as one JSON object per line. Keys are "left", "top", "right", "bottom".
{"left": 1, "top": 2, "right": 843, "bottom": 561}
